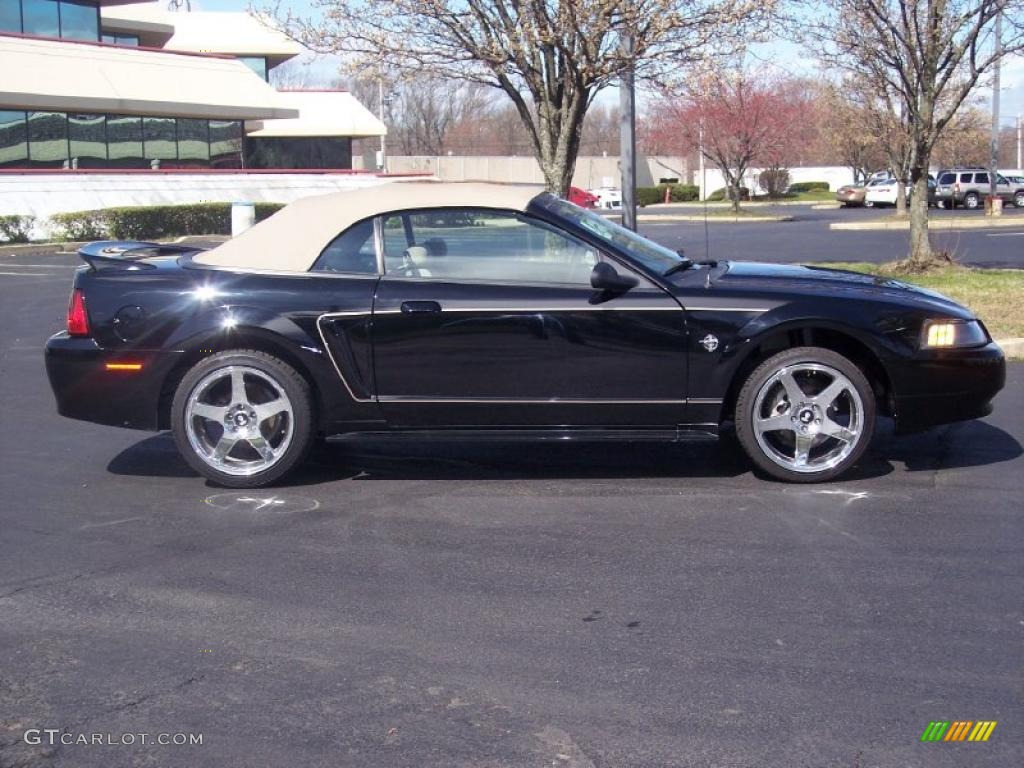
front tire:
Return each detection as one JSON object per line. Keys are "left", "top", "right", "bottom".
{"left": 1015, "top": 191, "right": 1024, "bottom": 208}
{"left": 734, "top": 347, "right": 876, "bottom": 483}
{"left": 964, "top": 192, "right": 980, "bottom": 210}
{"left": 171, "top": 350, "right": 314, "bottom": 488}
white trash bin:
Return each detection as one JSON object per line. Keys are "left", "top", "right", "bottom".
{"left": 231, "top": 201, "right": 256, "bottom": 236}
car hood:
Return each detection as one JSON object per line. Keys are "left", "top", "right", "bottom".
{"left": 701, "top": 261, "right": 973, "bottom": 317}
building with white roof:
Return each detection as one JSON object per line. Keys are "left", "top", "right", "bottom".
{"left": 0, "top": 0, "right": 386, "bottom": 173}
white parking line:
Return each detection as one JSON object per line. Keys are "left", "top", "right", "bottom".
{"left": 986, "top": 232, "right": 1024, "bottom": 237}
{"left": 0, "top": 263, "right": 75, "bottom": 268}
{"left": 0, "top": 271, "right": 50, "bottom": 276}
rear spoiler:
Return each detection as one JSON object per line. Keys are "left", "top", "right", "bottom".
{"left": 77, "top": 240, "right": 203, "bottom": 271}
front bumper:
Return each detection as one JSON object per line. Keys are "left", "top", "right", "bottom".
{"left": 893, "top": 342, "right": 1006, "bottom": 433}
{"left": 45, "top": 332, "right": 182, "bottom": 431}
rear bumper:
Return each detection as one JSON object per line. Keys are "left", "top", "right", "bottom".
{"left": 45, "top": 332, "right": 182, "bottom": 431}
{"left": 894, "top": 342, "right": 1006, "bottom": 433}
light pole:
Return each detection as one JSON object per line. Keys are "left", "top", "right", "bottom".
{"left": 378, "top": 78, "right": 387, "bottom": 172}
{"left": 988, "top": 9, "right": 1002, "bottom": 211}
{"left": 619, "top": 31, "right": 637, "bottom": 231}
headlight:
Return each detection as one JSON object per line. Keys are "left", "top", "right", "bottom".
{"left": 921, "top": 319, "right": 988, "bottom": 348}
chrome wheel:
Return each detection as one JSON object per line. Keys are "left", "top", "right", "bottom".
{"left": 184, "top": 365, "right": 294, "bottom": 477}
{"left": 752, "top": 363, "right": 864, "bottom": 474}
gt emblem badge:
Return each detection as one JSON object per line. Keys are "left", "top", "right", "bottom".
{"left": 700, "top": 334, "right": 719, "bottom": 352}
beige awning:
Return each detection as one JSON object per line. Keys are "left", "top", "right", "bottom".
{"left": 0, "top": 36, "right": 299, "bottom": 120}
{"left": 245, "top": 90, "right": 387, "bottom": 139}
{"left": 101, "top": 3, "right": 302, "bottom": 65}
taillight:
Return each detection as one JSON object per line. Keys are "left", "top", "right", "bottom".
{"left": 67, "top": 289, "right": 90, "bottom": 336}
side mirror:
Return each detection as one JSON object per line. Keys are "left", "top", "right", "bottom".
{"left": 590, "top": 261, "right": 638, "bottom": 293}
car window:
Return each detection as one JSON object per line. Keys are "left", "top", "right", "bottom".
{"left": 311, "top": 219, "right": 377, "bottom": 274}
{"left": 973, "top": 172, "right": 989, "bottom": 184}
{"left": 959, "top": 173, "right": 973, "bottom": 183}
{"left": 380, "top": 208, "right": 599, "bottom": 285}
{"left": 997, "top": 175, "right": 1008, "bottom": 185}
{"left": 938, "top": 173, "right": 955, "bottom": 184}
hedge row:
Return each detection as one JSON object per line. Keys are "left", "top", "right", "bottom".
{"left": 636, "top": 183, "right": 700, "bottom": 206}
{"left": 48, "top": 203, "right": 286, "bottom": 242}
{"left": 787, "top": 181, "right": 830, "bottom": 193}
{"left": 707, "top": 187, "right": 751, "bottom": 202}
{"left": 0, "top": 214, "right": 35, "bottom": 244}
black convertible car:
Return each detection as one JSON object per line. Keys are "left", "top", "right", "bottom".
{"left": 46, "top": 182, "right": 1005, "bottom": 487}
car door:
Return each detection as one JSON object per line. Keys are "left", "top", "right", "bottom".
{"left": 311, "top": 218, "right": 383, "bottom": 406}
{"left": 370, "top": 207, "right": 688, "bottom": 428}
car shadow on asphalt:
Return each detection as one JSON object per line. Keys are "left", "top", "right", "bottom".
{"left": 105, "top": 418, "right": 1021, "bottom": 487}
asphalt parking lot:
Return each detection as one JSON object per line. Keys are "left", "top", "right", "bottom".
{"left": 639, "top": 204, "right": 1024, "bottom": 267}
{"left": 1, "top": 249, "right": 1022, "bottom": 767}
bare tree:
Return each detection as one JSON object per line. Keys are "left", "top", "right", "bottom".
{"left": 271, "top": 0, "right": 775, "bottom": 195}
{"left": 816, "top": 82, "right": 888, "bottom": 183}
{"left": 350, "top": 75, "right": 497, "bottom": 156}
{"left": 802, "top": 0, "right": 1024, "bottom": 268}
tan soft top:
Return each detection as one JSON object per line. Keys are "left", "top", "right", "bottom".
{"left": 194, "top": 181, "right": 546, "bottom": 272}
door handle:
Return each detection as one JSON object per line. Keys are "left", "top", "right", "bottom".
{"left": 400, "top": 300, "right": 442, "bottom": 315}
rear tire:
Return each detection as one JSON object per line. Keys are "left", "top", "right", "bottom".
{"left": 171, "top": 350, "right": 314, "bottom": 488}
{"left": 964, "top": 192, "right": 980, "bottom": 210}
{"left": 1015, "top": 191, "right": 1024, "bottom": 208}
{"left": 734, "top": 347, "right": 876, "bottom": 483}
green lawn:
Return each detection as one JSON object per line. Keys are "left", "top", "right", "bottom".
{"left": 752, "top": 189, "right": 835, "bottom": 203}
{"left": 810, "top": 262, "right": 1024, "bottom": 340}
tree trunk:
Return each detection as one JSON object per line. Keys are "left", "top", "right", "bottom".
{"left": 538, "top": 151, "right": 577, "bottom": 198}
{"left": 908, "top": 173, "right": 933, "bottom": 266}
{"left": 730, "top": 187, "right": 741, "bottom": 213}
{"left": 895, "top": 180, "right": 907, "bottom": 216}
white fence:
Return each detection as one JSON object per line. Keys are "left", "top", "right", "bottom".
{"left": 694, "top": 166, "right": 856, "bottom": 198}
{"left": 360, "top": 154, "right": 691, "bottom": 190}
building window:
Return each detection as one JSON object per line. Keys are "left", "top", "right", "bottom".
{"left": 57, "top": 0, "right": 98, "bottom": 41}
{"left": 209, "top": 120, "right": 243, "bottom": 168}
{"left": 9, "top": 0, "right": 100, "bottom": 40}
{"left": 0, "top": 0, "right": 22, "bottom": 34}
{"left": 237, "top": 56, "right": 268, "bottom": 81}
{"left": 68, "top": 113, "right": 106, "bottom": 167}
{"left": 21, "top": 0, "right": 60, "bottom": 37}
{"left": 0, "top": 111, "right": 29, "bottom": 168}
{"left": 27, "top": 111, "right": 67, "bottom": 167}
{"left": 176, "top": 118, "right": 209, "bottom": 165}
{"left": 244, "top": 137, "right": 353, "bottom": 170}
{"left": 101, "top": 32, "right": 139, "bottom": 46}
{"left": 0, "top": 112, "right": 253, "bottom": 170}
{"left": 142, "top": 116, "right": 176, "bottom": 164}
{"left": 106, "top": 114, "right": 144, "bottom": 167}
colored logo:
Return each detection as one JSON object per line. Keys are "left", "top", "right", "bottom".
{"left": 920, "top": 721, "right": 997, "bottom": 742}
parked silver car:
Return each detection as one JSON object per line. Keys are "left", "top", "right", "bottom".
{"left": 935, "top": 168, "right": 1024, "bottom": 209}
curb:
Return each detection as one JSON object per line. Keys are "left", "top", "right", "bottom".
{"left": 831, "top": 217, "right": 1024, "bottom": 231}
{"left": 639, "top": 214, "right": 794, "bottom": 223}
{"left": 645, "top": 199, "right": 832, "bottom": 209}
{"left": 995, "top": 338, "right": 1024, "bottom": 360}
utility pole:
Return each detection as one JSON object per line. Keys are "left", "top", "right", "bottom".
{"left": 378, "top": 78, "right": 387, "bottom": 172}
{"left": 989, "top": 9, "right": 1001, "bottom": 210}
{"left": 619, "top": 31, "right": 637, "bottom": 231}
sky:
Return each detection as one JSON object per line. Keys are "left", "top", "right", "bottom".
{"left": 189, "top": 0, "right": 1022, "bottom": 127}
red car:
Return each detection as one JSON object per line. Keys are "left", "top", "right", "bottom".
{"left": 567, "top": 186, "right": 599, "bottom": 208}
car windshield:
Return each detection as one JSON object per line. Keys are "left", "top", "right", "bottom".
{"left": 533, "top": 193, "right": 685, "bottom": 274}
